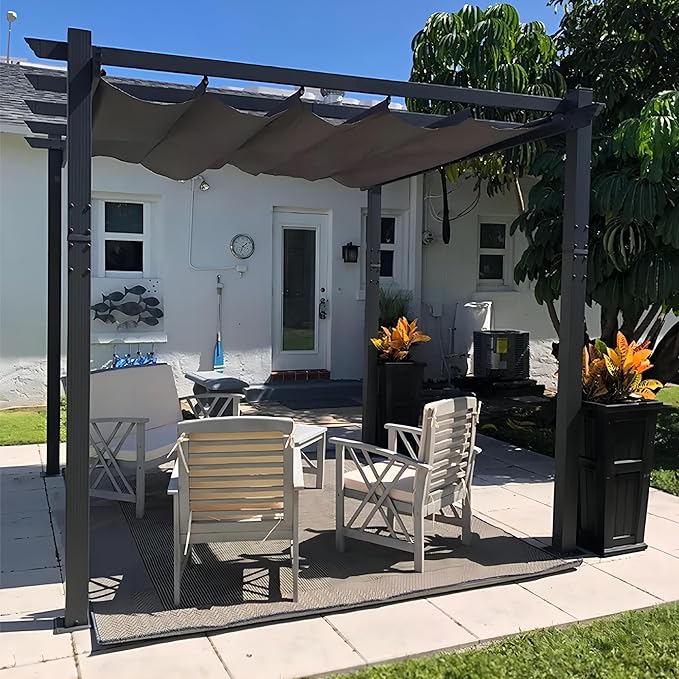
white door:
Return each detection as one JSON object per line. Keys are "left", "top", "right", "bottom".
{"left": 272, "top": 211, "right": 330, "bottom": 371}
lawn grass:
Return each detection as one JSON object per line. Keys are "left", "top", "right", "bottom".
{"left": 338, "top": 602, "right": 679, "bottom": 679}
{"left": 479, "top": 386, "right": 679, "bottom": 497}
{"left": 0, "top": 403, "right": 67, "bottom": 446}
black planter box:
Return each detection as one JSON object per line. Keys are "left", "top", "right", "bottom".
{"left": 578, "top": 399, "right": 663, "bottom": 557}
{"left": 376, "top": 361, "right": 424, "bottom": 448}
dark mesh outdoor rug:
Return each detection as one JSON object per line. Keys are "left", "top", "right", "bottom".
{"left": 87, "top": 463, "right": 577, "bottom": 645}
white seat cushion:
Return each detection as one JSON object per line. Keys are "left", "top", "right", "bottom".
{"left": 93, "top": 423, "right": 179, "bottom": 463}
{"left": 344, "top": 461, "right": 416, "bottom": 504}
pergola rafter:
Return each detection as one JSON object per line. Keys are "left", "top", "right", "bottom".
{"left": 24, "top": 27, "right": 600, "bottom": 629}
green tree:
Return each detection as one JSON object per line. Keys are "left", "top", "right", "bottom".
{"left": 513, "top": 0, "right": 679, "bottom": 381}
{"left": 409, "top": 3, "right": 565, "bottom": 330}
{"left": 409, "top": 1, "right": 679, "bottom": 381}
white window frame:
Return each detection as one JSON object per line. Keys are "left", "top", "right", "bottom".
{"left": 92, "top": 195, "right": 153, "bottom": 278}
{"left": 359, "top": 209, "right": 406, "bottom": 296}
{"left": 477, "top": 218, "right": 514, "bottom": 291}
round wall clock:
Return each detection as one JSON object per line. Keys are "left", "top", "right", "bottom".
{"left": 229, "top": 233, "right": 255, "bottom": 259}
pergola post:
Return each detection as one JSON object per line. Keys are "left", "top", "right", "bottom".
{"left": 552, "top": 87, "right": 593, "bottom": 553}
{"left": 63, "top": 27, "right": 94, "bottom": 629}
{"left": 45, "top": 144, "right": 63, "bottom": 477}
{"left": 361, "top": 185, "right": 382, "bottom": 443}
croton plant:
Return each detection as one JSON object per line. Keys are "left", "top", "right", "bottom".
{"left": 582, "top": 332, "right": 663, "bottom": 403}
{"left": 370, "top": 317, "right": 431, "bottom": 361}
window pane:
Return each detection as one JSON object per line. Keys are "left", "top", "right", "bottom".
{"left": 480, "top": 222, "right": 506, "bottom": 249}
{"left": 380, "top": 217, "right": 395, "bottom": 245}
{"left": 105, "top": 240, "right": 143, "bottom": 272}
{"left": 380, "top": 250, "right": 394, "bottom": 278}
{"left": 282, "top": 229, "right": 316, "bottom": 351}
{"left": 105, "top": 202, "right": 143, "bottom": 234}
{"left": 479, "top": 254, "right": 504, "bottom": 280}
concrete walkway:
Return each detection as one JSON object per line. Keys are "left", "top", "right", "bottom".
{"left": 2, "top": 434, "right": 678, "bottom": 679}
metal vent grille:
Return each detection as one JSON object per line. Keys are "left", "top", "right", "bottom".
{"left": 473, "top": 330, "right": 530, "bottom": 379}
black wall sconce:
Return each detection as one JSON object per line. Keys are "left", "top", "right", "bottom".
{"left": 342, "top": 241, "right": 359, "bottom": 263}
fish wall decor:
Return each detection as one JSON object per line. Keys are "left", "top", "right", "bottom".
{"left": 91, "top": 284, "right": 164, "bottom": 329}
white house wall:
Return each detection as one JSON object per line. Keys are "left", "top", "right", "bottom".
{"left": 419, "top": 172, "right": 600, "bottom": 389}
{"left": 0, "top": 130, "right": 413, "bottom": 403}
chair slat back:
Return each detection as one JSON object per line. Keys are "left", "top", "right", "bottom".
{"left": 89, "top": 363, "right": 181, "bottom": 430}
{"left": 177, "top": 416, "right": 294, "bottom": 525}
{"left": 418, "top": 397, "right": 480, "bottom": 502}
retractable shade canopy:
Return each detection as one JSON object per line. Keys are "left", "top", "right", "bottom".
{"left": 92, "top": 77, "right": 594, "bottom": 188}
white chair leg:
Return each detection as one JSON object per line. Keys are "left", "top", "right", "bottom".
{"left": 335, "top": 446, "right": 345, "bottom": 552}
{"left": 461, "top": 497, "right": 472, "bottom": 546}
{"left": 292, "top": 491, "right": 300, "bottom": 602}
{"left": 414, "top": 505, "right": 425, "bottom": 573}
{"left": 316, "top": 434, "right": 326, "bottom": 489}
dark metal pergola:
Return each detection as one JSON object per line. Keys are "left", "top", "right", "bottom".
{"left": 24, "top": 28, "right": 599, "bottom": 629}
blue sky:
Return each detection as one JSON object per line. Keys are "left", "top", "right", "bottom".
{"left": 3, "top": 1, "right": 561, "bottom": 82}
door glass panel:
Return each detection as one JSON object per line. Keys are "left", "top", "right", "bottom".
{"left": 282, "top": 228, "right": 316, "bottom": 351}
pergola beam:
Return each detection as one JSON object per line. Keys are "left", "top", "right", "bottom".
{"left": 63, "top": 27, "right": 94, "bottom": 629}
{"left": 362, "top": 187, "right": 382, "bottom": 443}
{"left": 26, "top": 37, "right": 566, "bottom": 113}
{"left": 552, "top": 88, "right": 594, "bottom": 552}
{"left": 20, "top": 27, "right": 600, "bottom": 629}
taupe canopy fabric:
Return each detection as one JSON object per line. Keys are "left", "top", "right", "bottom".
{"left": 92, "top": 77, "right": 570, "bottom": 188}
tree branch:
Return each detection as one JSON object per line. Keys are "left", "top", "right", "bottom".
{"left": 632, "top": 304, "right": 661, "bottom": 342}
{"left": 514, "top": 176, "right": 561, "bottom": 336}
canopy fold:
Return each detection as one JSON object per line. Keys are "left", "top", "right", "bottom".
{"left": 91, "top": 77, "right": 582, "bottom": 188}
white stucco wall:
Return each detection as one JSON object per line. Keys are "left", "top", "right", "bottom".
{"left": 0, "top": 130, "right": 415, "bottom": 403}
{"left": 418, "top": 172, "right": 600, "bottom": 389}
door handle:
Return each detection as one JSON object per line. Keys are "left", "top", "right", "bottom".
{"left": 318, "top": 297, "right": 328, "bottom": 320}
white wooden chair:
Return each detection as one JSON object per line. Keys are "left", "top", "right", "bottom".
{"left": 85, "top": 363, "right": 243, "bottom": 518}
{"left": 331, "top": 397, "right": 481, "bottom": 572}
{"left": 168, "top": 416, "right": 303, "bottom": 606}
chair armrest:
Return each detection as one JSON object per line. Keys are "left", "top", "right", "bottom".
{"left": 329, "top": 437, "right": 432, "bottom": 472}
{"left": 167, "top": 460, "right": 179, "bottom": 495}
{"left": 473, "top": 445, "right": 482, "bottom": 456}
{"left": 292, "top": 449, "right": 305, "bottom": 490}
{"left": 90, "top": 417, "right": 149, "bottom": 424}
{"left": 178, "top": 393, "right": 244, "bottom": 402}
{"left": 383, "top": 423, "right": 422, "bottom": 436}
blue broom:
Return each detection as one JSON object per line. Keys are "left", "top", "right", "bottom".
{"left": 213, "top": 275, "right": 224, "bottom": 372}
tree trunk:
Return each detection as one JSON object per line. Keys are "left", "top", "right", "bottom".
{"left": 513, "top": 176, "right": 560, "bottom": 337}
{"left": 620, "top": 308, "right": 643, "bottom": 340}
{"left": 647, "top": 319, "right": 679, "bottom": 384}
{"left": 633, "top": 304, "right": 661, "bottom": 342}
{"left": 600, "top": 306, "right": 619, "bottom": 346}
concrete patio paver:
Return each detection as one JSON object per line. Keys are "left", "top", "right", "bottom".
{"left": 0, "top": 658, "right": 78, "bottom": 679}
{"left": 648, "top": 488, "right": 679, "bottom": 523}
{"left": 1, "top": 511, "right": 53, "bottom": 542}
{"left": 520, "top": 562, "right": 661, "bottom": 620}
{"left": 429, "top": 582, "right": 575, "bottom": 639}
{"left": 592, "top": 547, "right": 679, "bottom": 603}
{"left": 0, "top": 568, "right": 64, "bottom": 616}
{"left": 2, "top": 434, "right": 679, "bottom": 679}
{"left": 0, "top": 445, "right": 42, "bottom": 472}
{"left": 1, "top": 534, "right": 59, "bottom": 573}
{"left": 325, "top": 599, "right": 477, "bottom": 664}
{"left": 0, "top": 616, "right": 73, "bottom": 669}
{"left": 644, "top": 514, "right": 679, "bottom": 554}
{"left": 1, "top": 489, "right": 49, "bottom": 516}
{"left": 77, "top": 635, "right": 229, "bottom": 679}
{"left": 209, "top": 616, "right": 364, "bottom": 679}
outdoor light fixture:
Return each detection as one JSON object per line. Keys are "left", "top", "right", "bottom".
{"left": 342, "top": 241, "right": 359, "bottom": 263}
{"left": 198, "top": 175, "right": 210, "bottom": 191}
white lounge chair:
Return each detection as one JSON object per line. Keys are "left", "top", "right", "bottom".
{"left": 168, "top": 416, "right": 303, "bottom": 606}
{"left": 332, "top": 397, "right": 481, "bottom": 572}
{"left": 85, "top": 363, "right": 243, "bottom": 518}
